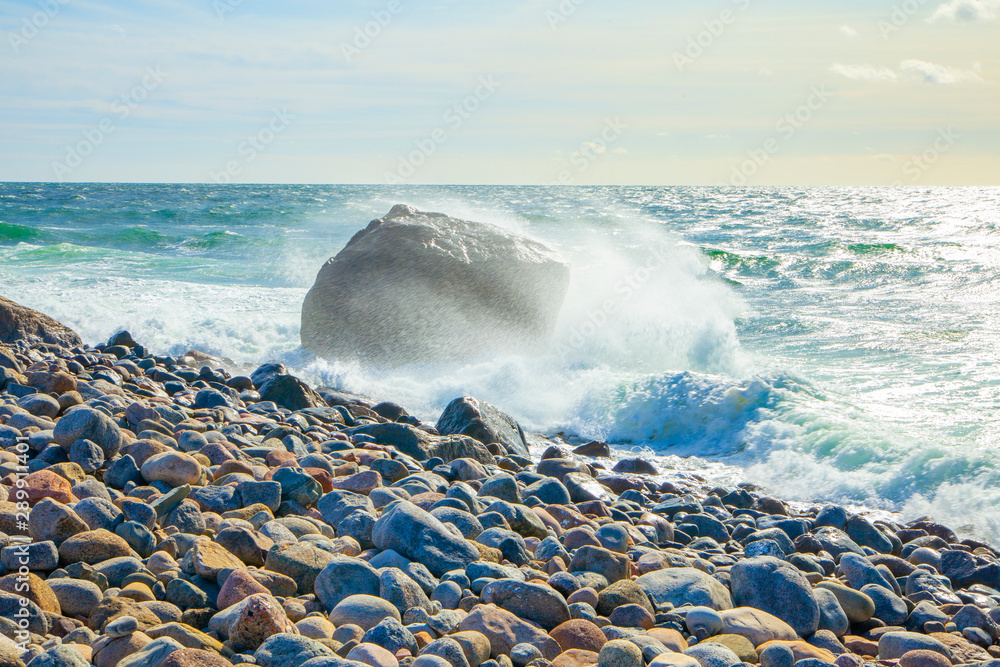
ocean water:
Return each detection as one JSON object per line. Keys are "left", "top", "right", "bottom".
{"left": 3, "top": 183, "right": 1000, "bottom": 539}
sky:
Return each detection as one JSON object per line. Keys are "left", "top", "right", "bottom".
{"left": 1, "top": 0, "right": 998, "bottom": 185}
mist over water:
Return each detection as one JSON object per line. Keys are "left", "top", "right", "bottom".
{"left": 4, "top": 183, "right": 1000, "bottom": 541}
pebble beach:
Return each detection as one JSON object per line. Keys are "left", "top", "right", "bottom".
{"left": 1, "top": 299, "right": 1000, "bottom": 667}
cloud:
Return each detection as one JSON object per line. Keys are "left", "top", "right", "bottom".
{"left": 840, "top": 25, "right": 859, "bottom": 39}
{"left": 830, "top": 64, "right": 898, "bottom": 82}
{"left": 613, "top": 147, "right": 629, "bottom": 154}
{"left": 899, "top": 59, "right": 984, "bottom": 83}
{"left": 928, "top": 0, "right": 1000, "bottom": 22}
{"left": 581, "top": 141, "right": 606, "bottom": 155}
{"left": 830, "top": 61, "right": 984, "bottom": 84}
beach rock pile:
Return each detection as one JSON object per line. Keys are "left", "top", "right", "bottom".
{"left": 1, "top": 319, "right": 1000, "bottom": 667}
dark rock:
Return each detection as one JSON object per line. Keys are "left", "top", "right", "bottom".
{"left": 436, "top": 396, "right": 531, "bottom": 458}
{"left": 259, "top": 374, "right": 322, "bottom": 411}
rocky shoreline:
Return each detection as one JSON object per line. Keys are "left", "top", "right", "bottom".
{"left": 1, "top": 308, "right": 999, "bottom": 667}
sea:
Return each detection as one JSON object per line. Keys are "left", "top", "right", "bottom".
{"left": 2, "top": 183, "right": 999, "bottom": 540}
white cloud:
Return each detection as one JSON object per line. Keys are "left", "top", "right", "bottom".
{"left": 840, "top": 25, "right": 859, "bottom": 39}
{"left": 581, "top": 141, "right": 606, "bottom": 155}
{"left": 830, "top": 64, "right": 898, "bottom": 82}
{"left": 928, "top": 0, "right": 1000, "bottom": 22}
{"left": 899, "top": 59, "right": 984, "bottom": 84}
{"left": 613, "top": 147, "right": 629, "bottom": 154}
{"left": 830, "top": 61, "right": 984, "bottom": 85}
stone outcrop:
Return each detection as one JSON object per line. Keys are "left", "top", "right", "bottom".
{"left": 301, "top": 205, "right": 569, "bottom": 365}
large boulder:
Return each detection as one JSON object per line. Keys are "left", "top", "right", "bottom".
{"left": 729, "top": 557, "right": 819, "bottom": 638}
{"left": 0, "top": 295, "right": 82, "bottom": 348}
{"left": 436, "top": 396, "right": 530, "bottom": 458}
{"left": 371, "top": 501, "right": 479, "bottom": 577}
{"left": 300, "top": 205, "right": 569, "bottom": 365}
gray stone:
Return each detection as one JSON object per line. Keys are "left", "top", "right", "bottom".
{"left": 380, "top": 567, "right": 434, "bottom": 615}
{"left": 53, "top": 406, "right": 124, "bottom": 459}
{"left": 68, "top": 438, "right": 104, "bottom": 473}
{"left": 264, "top": 541, "right": 336, "bottom": 595}
{"left": 1, "top": 540, "right": 58, "bottom": 571}
{"left": 759, "top": 644, "right": 795, "bottom": 667}
{"left": 422, "top": 637, "right": 472, "bottom": 667}
{"left": 28, "top": 498, "right": 88, "bottom": 545}
{"left": 254, "top": 633, "right": 339, "bottom": 667}
{"left": 47, "top": 578, "right": 103, "bottom": 617}
{"left": 22, "top": 645, "right": 90, "bottom": 667}
{"left": 0, "top": 590, "right": 48, "bottom": 635}
{"left": 636, "top": 567, "right": 734, "bottom": 611}
{"left": 361, "top": 616, "right": 418, "bottom": 656}
{"left": 478, "top": 474, "right": 520, "bottom": 504}
{"left": 861, "top": 584, "right": 907, "bottom": 626}
{"left": 684, "top": 643, "right": 742, "bottom": 667}
{"left": 371, "top": 501, "right": 479, "bottom": 577}
{"left": 74, "top": 496, "right": 123, "bottom": 533}
{"left": 813, "top": 587, "right": 849, "bottom": 637}
{"left": 105, "top": 615, "right": 139, "bottom": 638}
{"left": 730, "top": 556, "right": 819, "bottom": 637}
{"left": 482, "top": 579, "right": 570, "bottom": 630}
{"left": 877, "top": 631, "right": 953, "bottom": 661}
{"left": 318, "top": 490, "right": 376, "bottom": 526}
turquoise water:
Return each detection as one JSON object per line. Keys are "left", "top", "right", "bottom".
{"left": 3, "top": 183, "right": 1000, "bottom": 539}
